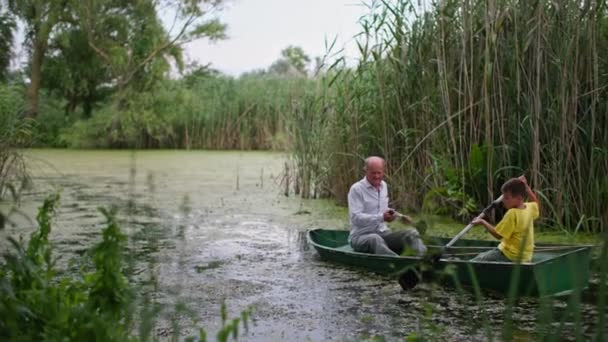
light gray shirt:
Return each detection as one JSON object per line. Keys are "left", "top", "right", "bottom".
{"left": 348, "top": 177, "right": 390, "bottom": 241}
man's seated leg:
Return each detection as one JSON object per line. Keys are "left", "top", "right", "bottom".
{"left": 382, "top": 228, "right": 427, "bottom": 256}
{"left": 351, "top": 234, "right": 398, "bottom": 256}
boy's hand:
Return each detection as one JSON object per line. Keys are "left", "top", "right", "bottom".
{"left": 471, "top": 217, "right": 487, "bottom": 226}
{"left": 518, "top": 174, "right": 537, "bottom": 201}
{"left": 518, "top": 175, "right": 529, "bottom": 188}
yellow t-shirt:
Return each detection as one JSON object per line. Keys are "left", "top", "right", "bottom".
{"left": 496, "top": 202, "right": 539, "bottom": 262}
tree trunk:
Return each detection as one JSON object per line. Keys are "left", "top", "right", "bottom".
{"left": 25, "top": 38, "right": 47, "bottom": 118}
{"left": 65, "top": 95, "right": 78, "bottom": 115}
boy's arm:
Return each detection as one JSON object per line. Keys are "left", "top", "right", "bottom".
{"left": 519, "top": 176, "right": 540, "bottom": 214}
{"left": 472, "top": 218, "right": 503, "bottom": 240}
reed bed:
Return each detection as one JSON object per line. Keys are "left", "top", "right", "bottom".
{"left": 61, "top": 74, "right": 313, "bottom": 150}
{"left": 174, "top": 74, "right": 310, "bottom": 150}
{"left": 0, "top": 84, "right": 30, "bottom": 200}
{"left": 290, "top": 0, "right": 608, "bottom": 234}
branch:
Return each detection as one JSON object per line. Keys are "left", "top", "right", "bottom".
{"left": 117, "top": 12, "right": 197, "bottom": 87}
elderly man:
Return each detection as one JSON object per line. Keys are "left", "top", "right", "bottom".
{"left": 348, "top": 156, "right": 427, "bottom": 256}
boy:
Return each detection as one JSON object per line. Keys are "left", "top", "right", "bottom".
{"left": 471, "top": 176, "right": 540, "bottom": 263}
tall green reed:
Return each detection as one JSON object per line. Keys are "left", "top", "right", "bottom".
{"left": 291, "top": 0, "right": 608, "bottom": 233}
{"left": 60, "top": 74, "right": 313, "bottom": 151}
{"left": 0, "top": 84, "right": 31, "bottom": 200}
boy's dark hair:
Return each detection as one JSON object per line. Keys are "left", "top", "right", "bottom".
{"left": 501, "top": 178, "right": 526, "bottom": 197}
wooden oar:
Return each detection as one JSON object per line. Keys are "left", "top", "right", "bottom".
{"left": 440, "top": 194, "right": 504, "bottom": 256}
{"left": 397, "top": 194, "right": 504, "bottom": 290}
{"left": 390, "top": 210, "right": 413, "bottom": 224}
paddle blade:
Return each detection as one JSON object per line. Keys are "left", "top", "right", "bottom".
{"left": 398, "top": 268, "right": 420, "bottom": 290}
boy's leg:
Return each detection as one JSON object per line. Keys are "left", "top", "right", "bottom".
{"left": 381, "top": 228, "right": 427, "bottom": 256}
{"left": 351, "top": 234, "right": 398, "bottom": 256}
{"left": 471, "top": 248, "right": 511, "bottom": 262}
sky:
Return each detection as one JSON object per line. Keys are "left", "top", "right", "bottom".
{"left": 9, "top": 0, "right": 372, "bottom": 77}
{"left": 181, "top": 0, "right": 371, "bottom": 76}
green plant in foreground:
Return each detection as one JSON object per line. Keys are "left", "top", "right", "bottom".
{"left": 0, "top": 194, "right": 133, "bottom": 340}
{"left": 0, "top": 195, "right": 249, "bottom": 341}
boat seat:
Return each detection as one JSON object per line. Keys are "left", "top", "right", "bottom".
{"left": 335, "top": 244, "right": 355, "bottom": 253}
{"left": 531, "top": 251, "right": 561, "bottom": 263}
{"left": 333, "top": 245, "right": 557, "bottom": 263}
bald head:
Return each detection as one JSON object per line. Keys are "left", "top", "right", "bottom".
{"left": 364, "top": 156, "right": 385, "bottom": 188}
{"left": 364, "top": 156, "right": 385, "bottom": 170}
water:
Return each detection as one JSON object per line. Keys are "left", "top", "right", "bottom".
{"left": 1, "top": 149, "right": 604, "bottom": 341}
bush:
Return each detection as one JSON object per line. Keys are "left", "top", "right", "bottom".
{"left": 0, "top": 84, "right": 30, "bottom": 199}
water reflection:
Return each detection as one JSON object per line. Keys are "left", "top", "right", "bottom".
{"left": 287, "top": 229, "right": 310, "bottom": 254}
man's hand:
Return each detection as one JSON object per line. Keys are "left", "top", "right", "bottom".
{"left": 387, "top": 209, "right": 413, "bottom": 224}
{"left": 399, "top": 214, "right": 413, "bottom": 224}
{"left": 383, "top": 209, "right": 397, "bottom": 222}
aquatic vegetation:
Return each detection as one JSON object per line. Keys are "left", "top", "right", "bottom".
{"left": 0, "top": 195, "right": 249, "bottom": 341}
{"left": 195, "top": 260, "right": 225, "bottom": 272}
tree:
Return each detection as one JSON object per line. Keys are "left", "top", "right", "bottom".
{"left": 42, "top": 27, "right": 111, "bottom": 117}
{"left": 9, "top": 0, "right": 227, "bottom": 118}
{"left": 269, "top": 46, "right": 310, "bottom": 76}
{"left": 7, "top": 0, "right": 67, "bottom": 117}
{"left": 78, "top": 0, "right": 227, "bottom": 93}
{"left": 0, "top": 2, "right": 15, "bottom": 81}
{"left": 182, "top": 61, "right": 219, "bottom": 86}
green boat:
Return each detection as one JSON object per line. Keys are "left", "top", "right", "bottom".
{"left": 308, "top": 229, "right": 592, "bottom": 297}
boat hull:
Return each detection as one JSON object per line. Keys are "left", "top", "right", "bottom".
{"left": 308, "top": 229, "right": 592, "bottom": 296}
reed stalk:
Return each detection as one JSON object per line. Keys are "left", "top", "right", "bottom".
{"left": 291, "top": 0, "right": 608, "bottom": 233}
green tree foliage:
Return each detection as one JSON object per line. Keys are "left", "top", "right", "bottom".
{"left": 269, "top": 45, "right": 311, "bottom": 76}
{"left": 42, "top": 27, "right": 111, "bottom": 117}
{"left": 0, "top": 2, "right": 15, "bottom": 80}
{"left": 77, "top": 0, "right": 227, "bottom": 93}
{"left": 8, "top": 0, "right": 227, "bottom": 117}
{"left": 7, "top": 0, "right": 67, "bottom": 117}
